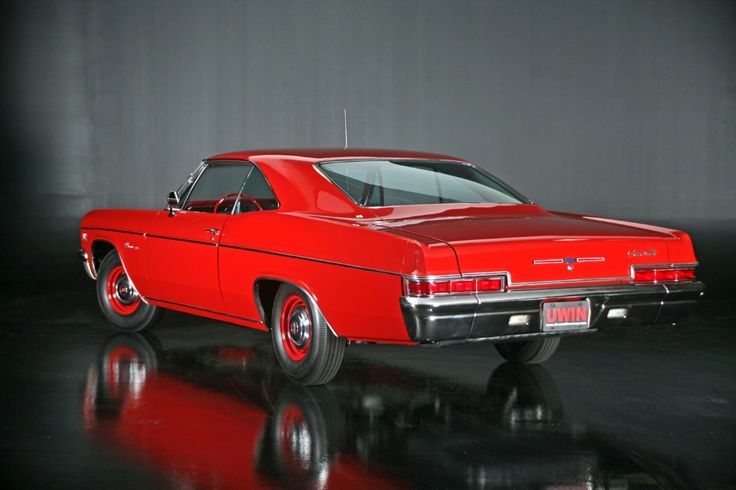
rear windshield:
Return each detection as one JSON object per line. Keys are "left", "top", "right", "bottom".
{"left": 319, "top": 159, "right": 526, "bottom": 207}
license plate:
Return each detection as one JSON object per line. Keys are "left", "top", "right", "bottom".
{"left": 541, "top": 300, "right": 590, "bottom": 331}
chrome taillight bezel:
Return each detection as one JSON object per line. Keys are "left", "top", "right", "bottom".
{"left": 403, "top": 274, "right": 508, "bottom": 298}
{"left": 630, "top": 263, "right": 698, "bottom": 284}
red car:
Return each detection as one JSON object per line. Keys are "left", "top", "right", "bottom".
{"left": 79, "top": 148, "right": 704, "bottom": 384}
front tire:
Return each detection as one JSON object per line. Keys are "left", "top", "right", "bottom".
{"left": 271, "top": 284, "right": 346, "bottom": 385}
{"left": 96, "top": 250, "right": 162, "bottom": 332}
{"left": 495, "top": 337, "right": 560, "bottom": 364}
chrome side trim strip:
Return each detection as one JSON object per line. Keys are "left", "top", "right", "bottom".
{"left": 405, "top": 282, "right": 705, "bottom": 309}
{"left": 81, "top": 227, "right": 144, "bottom": 236}
{"left": 402, "top": 294, "right": 478, "bottom": 308}
{"left": 510, "top": 276, "right": 631, "bottom": 288}
{"left": 220, "top": 244, "right": 403, "bottom": 277}
{"left": 146, "top": 296, "right": 262, "bottom": 324}
{"left": 476, "top": 283, "right": 671, "bottom": 303}
{"left": 147, "top": 234, "right": 216, "bottom": 246}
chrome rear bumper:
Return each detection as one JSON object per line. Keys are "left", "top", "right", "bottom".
{"left": 400, "top": 281, "right": 705, "bottom": 346}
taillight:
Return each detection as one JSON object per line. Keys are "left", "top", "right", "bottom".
{"left": 405, "top": 276, "right": 506, "bottom": 297}
{"left": 633, "top": 266, "right": 696, "bottom": 284}
{"left": 476, "top": 277, "right": 505, "bottom": 292}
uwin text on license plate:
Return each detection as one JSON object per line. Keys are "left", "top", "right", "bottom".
{"left": 541, "top": 299, "right": 590, "bottom": 331}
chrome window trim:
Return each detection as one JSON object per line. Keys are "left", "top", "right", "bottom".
{"left": 178, "top": 159, "right": 281, "bottom": 214}
{"left": 174, "top": 160, "right": 206, "bottom": 212}
{"left": 204, "top": 158, "right": 282, "bottom": 212}
{"left": 314, "top": 158, "right": 533, "bottom": 208}
{"left": 177, "top": 160, "right": 208, "bottom": 212}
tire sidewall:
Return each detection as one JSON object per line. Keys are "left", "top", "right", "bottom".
{"left": 271, "top": 285, "right": 329, "bottom": 380}
{"left": 97, "top": 251, "right": 157, "bottom": 331}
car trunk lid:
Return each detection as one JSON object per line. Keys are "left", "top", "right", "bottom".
{"left": 371, "top": 204, "right": 676, "bottom": 288}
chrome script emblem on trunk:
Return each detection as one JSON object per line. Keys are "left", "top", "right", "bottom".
{"left": 627, "top": 249, "right": 657, "bottom": 257}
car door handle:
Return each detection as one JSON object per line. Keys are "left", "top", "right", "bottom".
{"left": 203, "top": 228, "right": 220, "bottom": 236}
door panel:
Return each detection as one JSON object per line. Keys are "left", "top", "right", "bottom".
{"left": 146, "top": 210, "right": 229, "bottom": 312}
{"left": 144, "top": 162, "right": 254, "bottom": 312}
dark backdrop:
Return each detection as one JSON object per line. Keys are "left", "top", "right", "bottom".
{"left": 1, "top": 0, "right": 734, "bottom": 296}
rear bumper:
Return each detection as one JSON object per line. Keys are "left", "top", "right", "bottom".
{"left": 400, "top": 281, "right": 705, "bottom": 345}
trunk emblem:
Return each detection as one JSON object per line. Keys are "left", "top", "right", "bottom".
{"left": 532, "top": 257, "right": 605, "bottom": 265}
{"left": 627, "top": 249, "right": 657, "bottom": 257}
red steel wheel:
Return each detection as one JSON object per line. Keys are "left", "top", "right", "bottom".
{"left": 96, "top": 250, "right": 162, "bottom": 332}
{"left": 105, "top": 265, "right": 141, "bottom": 316}
{"left": 279, "top": 294, "right": 313, "bottom": 362}
{"left": 271, "top": 284, "right": 346, "bottom": 385}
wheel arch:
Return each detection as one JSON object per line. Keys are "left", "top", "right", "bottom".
{"left": 91, "top": 239, "right": 116, "bottom": 275}
{"left": 253, "top": 277, "right": 337, "bottom": 336}
{"left": 91, "top": 239, "right": 148, "bottom": 304}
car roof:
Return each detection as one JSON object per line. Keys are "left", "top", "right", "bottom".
{"left": 207, "top": 147, "right": 468, "bottom": 163}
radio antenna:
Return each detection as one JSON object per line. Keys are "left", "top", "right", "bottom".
{"left": 343, "top": 107, "right": 349, "bottom": 149}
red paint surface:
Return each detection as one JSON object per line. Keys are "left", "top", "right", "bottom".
{"left": 80, "top": 148, "right": 699, "bottom": 343}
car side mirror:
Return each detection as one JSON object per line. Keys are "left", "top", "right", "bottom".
{"left": 167, "top": 190, "right": 180, "bottom": 217}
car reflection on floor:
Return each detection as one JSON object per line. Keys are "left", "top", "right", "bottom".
{"left": 82, "top": 332, "right": 686, "bottom": 489}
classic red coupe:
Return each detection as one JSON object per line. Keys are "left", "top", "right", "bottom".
{"left": 79, "top": 148, "right": 704, "bottom": 384}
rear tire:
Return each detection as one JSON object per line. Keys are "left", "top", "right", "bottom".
{"left": 96, "top": 250, "right": 162, "bottom": 332}
{"left": 271, "top": 284, "right": 346, "bottom": 385}
{"left": 495, "top": 337, "right": 560, "bottom": 364}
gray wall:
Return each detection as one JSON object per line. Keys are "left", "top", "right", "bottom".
{"left": 2, "top": 0, "right": 734, "bottom": 295}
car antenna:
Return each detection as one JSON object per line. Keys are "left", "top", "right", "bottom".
{"left": 343, "top": 107, "right": 349, "bottom": 149}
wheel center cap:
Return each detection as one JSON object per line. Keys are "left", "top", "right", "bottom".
{"left": 288, "top": 308, "right": 311, "bottom": 348}
{"left": 115, "top": 277, "right": 137, "bottom": 304}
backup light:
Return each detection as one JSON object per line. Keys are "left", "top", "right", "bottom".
{"left": 405, "top": 275, "right": 506, "bottom": 297}
{"left": 607, "top": 308, "right": 629, "bottom": 319}
{"left": 633, "top": 266, "right": 696, "bottom": 284}
{"left": 508, "top": 314, "right": 531, "bottom": 326}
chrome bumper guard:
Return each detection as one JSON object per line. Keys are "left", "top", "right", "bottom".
{"left": 400, "top": 281, "right": 705, "bottom": 346}
{"left": 77, "top": 249, "right": 97, "bottom": 280}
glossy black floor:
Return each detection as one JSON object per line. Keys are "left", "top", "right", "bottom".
{"left": 0, "top": 291, "right": 734, "bottom": 489}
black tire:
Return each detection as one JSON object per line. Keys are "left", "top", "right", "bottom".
{"left": 96, "top": 250, "right": 162, "bottom": 332}
{"left": 494, "top": 337, "right": 560, "bottom": 364}
{"left": 271, "top": 284, "right": 346, "bottom": 385}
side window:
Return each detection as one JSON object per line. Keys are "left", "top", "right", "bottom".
{"left": 183, "top": 163, "right": 251, "bottom": 213}
{"left": 241, "top": 166, "right": 279, "bottom": 210}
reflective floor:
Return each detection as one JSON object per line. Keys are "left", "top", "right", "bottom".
{"left": 1, "top": 292, "right": 735, "bottom": 489}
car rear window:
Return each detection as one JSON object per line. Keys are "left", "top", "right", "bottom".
{"left": 319, "top": 159, "right": 526, "bottom": 207}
